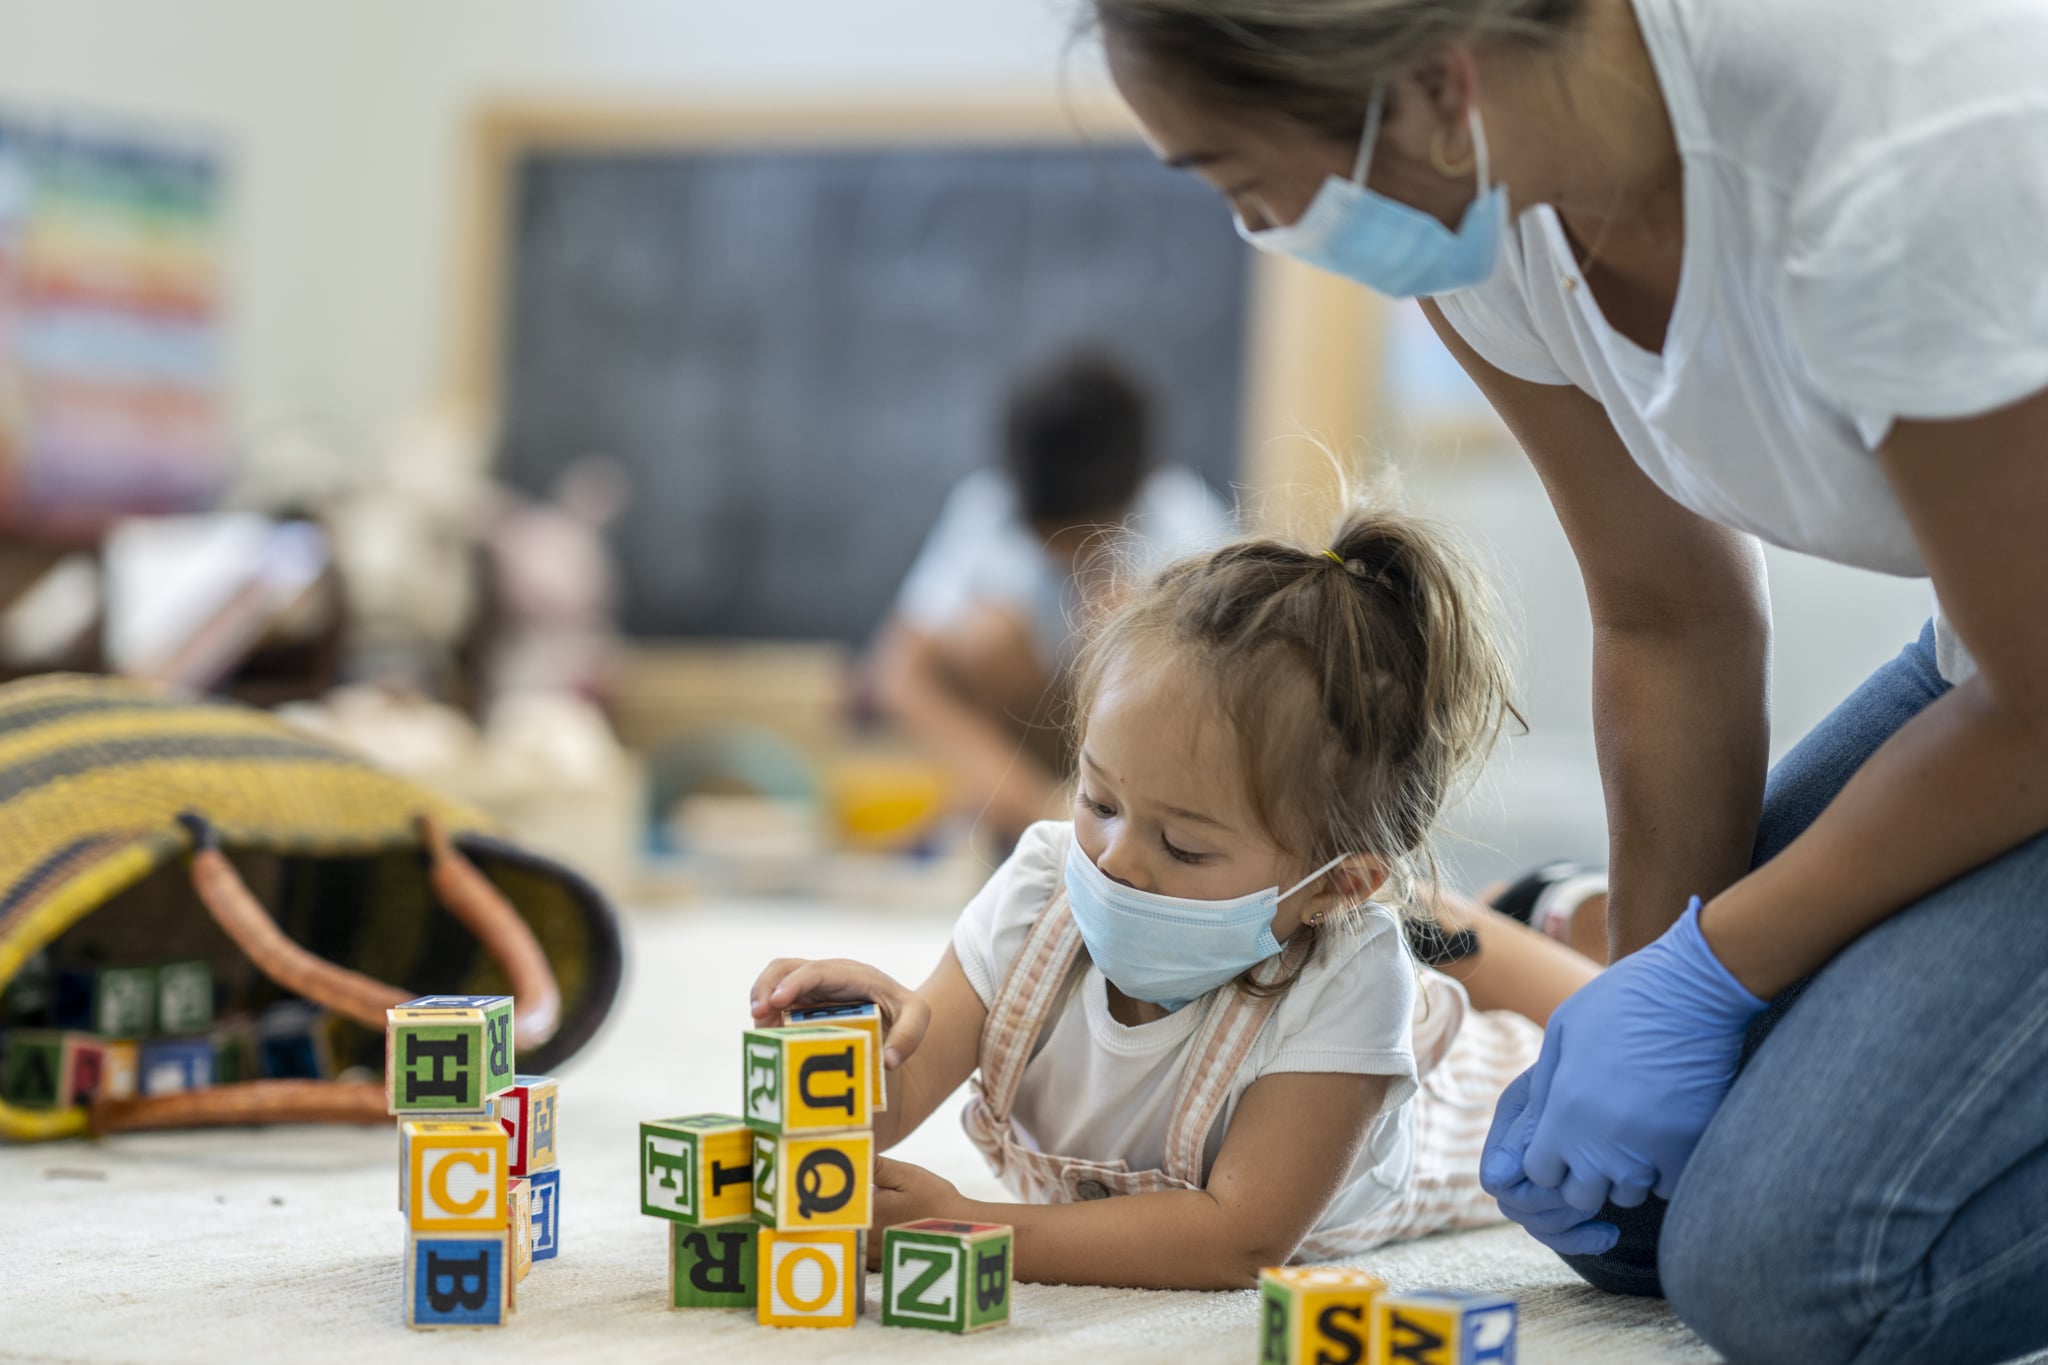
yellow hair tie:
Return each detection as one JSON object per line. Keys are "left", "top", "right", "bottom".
{"left": 1323, "top": 550, "right": 1346, "bottom": 567}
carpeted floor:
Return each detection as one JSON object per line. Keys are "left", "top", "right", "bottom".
{"left": 2, "top": 901, "right": 1729, "bottom": 1364}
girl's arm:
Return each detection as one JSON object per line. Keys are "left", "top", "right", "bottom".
{"left": 873, "top": 1070, "right": 1393, "bottom": 1290}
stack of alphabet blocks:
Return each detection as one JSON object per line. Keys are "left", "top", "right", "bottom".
{"left": 387, "top": 994, "right": 561, "bottom": 1330}
{"left": 1259, "top": 1266, "right": 1516, "bottom": 1365}
{"left": 641, "top": 1001, "right": 1012, "bottom": 1333}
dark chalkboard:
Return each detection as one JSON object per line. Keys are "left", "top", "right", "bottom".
{"left": 496, "top": 139, "right": 1252, "bottom": 642}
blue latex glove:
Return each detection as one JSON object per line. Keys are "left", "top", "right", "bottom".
{"left": 1487, "top": 897, "right": 1768, "bottom": 1215}
{"left": 1482, "top": 1070, "right": 1619, "bottom": 1255}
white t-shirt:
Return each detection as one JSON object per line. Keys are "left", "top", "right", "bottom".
{"left": 951, "top": 820, "right": 1439, "bottom": 1234}
{"left": 1435, "top": 0, "right": 2048, "bottom": 683}
{"left": 894, "top": 466, "right": 1235, "bottom": 670}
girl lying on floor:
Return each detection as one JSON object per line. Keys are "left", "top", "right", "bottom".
{"left": 751, "top": 505, "right": 1602, "bottom": 1289}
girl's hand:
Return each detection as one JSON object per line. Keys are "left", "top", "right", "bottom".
{"left": 747, "top": 957, "right": 932, "bottom": 1070}
{"left": 868, "top": 1156, "right": 967, "bottom": 1262}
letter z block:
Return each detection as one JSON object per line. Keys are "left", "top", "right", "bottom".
{"left": 495, "top": 1075, "right": 559, "bottom": 1176}
{"left": 784, "top": 1000, "right": 887, "bottom": 1112}
{"left": 386, "top": 996, "right": 512, "bottom": 1114}
{"left": 880, "top": 1218, "right": 1012, "bottom": 1333}
{"left": 642, "top": 1113, "right": 755, "bottom": 1225}
{"left": 527, "top": 1167, "right": 560, "bottom": 1261}
{"left": 404, "top": 1120, "right": 509, "bottom": 1233}
{"left": 1370, "top": 1289, "right": 1518, "bottom": 1365}
{"left": 669, "top": 1222, "right": 758, "bottom": 1308}
{"left": 1261, "top": 1265, "right": 1386, "bottom": 1365}
{"left": 757, "top": 1227, "right": 862, "bottom": 1329}
{"left": 741, "top": 1025, "right": 869, "bottom": 1134}
{"left": 405, "top": 1232, "right": 508, "bottom": 1328}
{"left": 751, "top": 1128, "right": 872, "bottom": 1231}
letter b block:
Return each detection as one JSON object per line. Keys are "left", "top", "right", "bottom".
{"left": 669, "top": 1222, "right": 758, "bottom": 1308}
{"left": 641, "top": 1113, "right": 755, "bottom": 1225}
{"left": 758, "top": 1228, "right": 862, "bottom": 1329}
{"left": 386, "top": 996, "right": 513, "bottom": 1115}
{"left": 751, "top": 1128, "right": 872, "bottom": 1231}
{"left": 879, "top": 1218, "right": 1013, "bottom": 1333}
{"left": 1370, "top": 1289, "right": 1518, "bottom": 1365}
{"left": 741, "top": 1025, "right": 870, "bottom": 1134}
{"left": 404, "top": 1120, "right": 509, "bottom": 1234}
{"left": 405, "top": 1233, "right": 508, "bottom": 1328}
{"left": 1261, "top": 1266, "right": 1386, "bottom": 1365}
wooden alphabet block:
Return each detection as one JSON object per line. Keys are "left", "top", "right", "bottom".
{"left": 1260, "top": 1266, "right": 1386, "bottom": 1365}
{"left": 750, "top": 1128, "right": 872, "bottom": 1231}
{"left": 405, "top": 1232, "right": 509, "bottom": 1328}
{"left": 879, "top": 1218, "right": 1012, "bottom": 1333}
{"left": 495, "top": 1075, "right": 559, "bottom": 1176}
{"left": 96, "top": 967, "right": 158, "bottom": 1037}
{"left": 741, "top": 1025, "right": 870, "bottom": 1135}
{"left": 1370, "top": 1290, "right": 1518, "bottom": 1365}
{"left": 156, "top": 960, "right": 213, "bottom": 1034}
{"left": 757, "top": 1227, "right": 863, "bottom": 1329}
{"left": 669, "top": 1222, "right": 757, "bottom": 1308}
{"left": 210, "top": 1019, "right": 256, "bottom": 1085}
{"left": 783, "top": 1001, "right": 887, "bottom": 1112}
{"left": 99, "top": 1039, "right": 138, "bottom": 1100}
{"left": 139, "top": 1036, "right": 214, "bottom": 1096}
{"left": 403, "top": 1119, "right": 509, "bottom": 1234}
{"left": 527, "top": 1167, "right": 560, "bottom": 1261}
{"left": 642, "top": 1113, "right": 755, "bottom": 1225}
{"left": 0, "top": 1030, "right": 65, "bottom": 1109}
{"left": 508, "top": 1177, "right": 533, "bottom": 1284}
{"left": 385, "top": 996, "right": 512, "bottom": 1114}
{"left": 257, "top": 1001, "right": 334, "bottom": 1081}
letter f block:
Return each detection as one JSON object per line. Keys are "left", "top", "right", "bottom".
{"left": 641, "top": 1114, "right": 755, "bottom": 1225}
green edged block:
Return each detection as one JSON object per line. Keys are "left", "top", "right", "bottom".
{"left": 741, "top": 1024, "right": 870, "bottom": 1135}
{"left": 0, "top": 1031, "right": 65, "bottom": 1109}
{"left": 669, "top": 1222, "right": 758, "bottom": 1308}
{"left": 95, "top": 967, "right": 157, "bottom": 1038}
{"left": 385, "top": 996, "right": 513, "bottom": 1115}
{"left": 879, "top": 1219, "right": 1013, "bottom": 1333}
{"left": 156, "top": 960, "right": 213, "bottom": 1034}
{"left": 640, "top": 1114, "right": 754, "bottom": 1225}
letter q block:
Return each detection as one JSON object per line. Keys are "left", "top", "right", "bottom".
{"left": 741, "top": 1025, "right": 870, "bottom": 1135}
{"left": 757, "top": 1227, "right": 863, "bottom": 1329}
{"left": 642, "top": 1113, "right": 755, "bottom": 1225}
{"left": 880, "top": 1218, "right": 1013, "bottom": 1333}
{"left": 1261, "top": 1265, "right": 1385, "bottom": 1365}
{"left": 751, "top": 1128, "right": 872, "bottom": 1231}
{"left": 1370, "top": 1289, "right": 1518, "bottom": 1365}
{"left": 403, "top": 1119, "right": 509, "bottom": 1234}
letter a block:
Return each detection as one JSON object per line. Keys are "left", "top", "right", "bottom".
{"left": 669, "top": 1222, "right": 758, "bottom": 1308}
{"left": 495, "top": 1075, "right": 559, "bottom": 1177}
{"left": 758, "top": 1228, "right": 862, "bottom": 1329}
{"left": 405, "top": 1232, "right": 508, "bottom": 1328}
{"left": 1370, "top": 1290, "right": 1518, "bottom": 1365}
{"left": 784, "top": 1000, "right": 888, "bottom": 1112}
{"left": 751, "top": 1129, "right": 872, "bottom": 1231}
{"left": 404, "top": 1120, "right": 509, "bottom": 1234}
{"left": 879, "top": 1219, "right": 1012, "bottom": 1333}
{"left": 1261, "top": 1266, "right": 1386, "bottom": 1365}
{"left": 741, "top": 1025, "right": 870, "bottom": 1135}
{"left": 642, "top": 1113, "right": 755, "bottom": 1225}
{"left": 527, "top": 1167, "right": 560, "bottom": 1261}
{"left": 386, "top": 997, "right": 511, "bottom": 1115}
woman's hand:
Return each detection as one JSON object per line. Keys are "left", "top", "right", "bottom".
{"left": 867, "top": 1156, "right": 967, "bottom": 1262}
{"left": 747, "top": 958, "right": 931, "bottom": 1071}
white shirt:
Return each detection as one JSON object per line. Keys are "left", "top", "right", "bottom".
{"left": 951, "top": 821, "right": 1438, "bottom": 1234}
{"left": 1435, "top": 0, "right": 2048, "bottom": 683}
{"left": 894, "top": 467, "right": 1235, "bottom": 670}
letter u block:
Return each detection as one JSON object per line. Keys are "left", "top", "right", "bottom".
{"left": 642, "top": 1113, "right": 755, "bottom": 1225}
{"left": 1369, "top": 1289, "right": 1518, "bottom": 1365}
{"left": 784, "top": 1001, "right": 888, "bottom": 1113}
{"left": 495, "top": 1075, "right": 559, "bottom": 1176}
{"left": 751, "top": 1128, "right": 872, "bottom": 1231}
{"left": 404, "top": 1120, "right": 509, "bottom": 1234}
{"left": 1261, "top": 1266, "right": 1386, "bottom": 1365}
{"left": 385, "top": 996, "right": 513, "bottom": 1115}
{"left": 879, "top": 1218, "right": 1013, "bottom": 1333}
{"left": 741, "top": 1025, "right": 870, "bottom": 1134}
{"left": 757, "top": 1227, "right": 863, "bottom": 1329}
{"left": 669, "top": 1222, "right": 758, "bottom": 1308}
{"left": 405, "top": 1232, "right": 509, "bottom": 1328}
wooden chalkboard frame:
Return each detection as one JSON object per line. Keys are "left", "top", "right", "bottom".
{"left": 448, "top": 95, "right": 1384, "bottom": 535}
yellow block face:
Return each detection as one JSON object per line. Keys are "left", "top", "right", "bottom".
{"left": 1261, "top": 1267, "right": 1386, "bottom": 1365}
{"left": 781, "top": 1027, "right": 872, "bottom": 1133}
{"left": 759, "top": 1130, "right": 873, "bottom": 1231}
{"left": 784, "top": 1003, "right": 888, "bottom": 1113}
{"left": 758, "top": 1228, "right": 859, "bottom": 1328}
{"left": 406, "top": 1121, "right": 509, "bottom": 1234}
{"left": 696, "top": 1123, "right": 757, "bottom": 1224}
{"left": 1370, "top": 1300, "right": 1461, "bottom": 1365}
{"left": 100, "top": 1042, "right": 138, "bottom": 1101}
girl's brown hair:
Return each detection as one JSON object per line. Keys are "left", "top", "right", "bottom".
{"left": 1072, "top": 503, "right": 1519, "bottom": 986}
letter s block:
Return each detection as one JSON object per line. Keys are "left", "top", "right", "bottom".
{"left": 757, "top": 1228, "right": 862, "bottom": 1329}
{"left": 642, "top": 1113, "right": 755, "bottom": 1225}
{"left": 880, "top": 1218, "right": 1013, "bottom": 1334}
{"left": 1261, "top": 1265, "right": 1386, "bottom": 1365}
{"left": 405, "top": 1232, "right": 508, "bottom": 1329}
{"left": 750, "top": 1129, "right": 872, "bottom": 1231}
{"left": 495, "top": 1075, "right": 560, "bottom": 1177}
{"left": 669, "top": 1222, "right": 758, "bottom": 1308}
{"left": 404, "top": 1120, "right": 509, "bottom": 1234}
{"left": 741, "top": 1025, "right": 870, "bottom": 1135}
{"left": 1369, "top": 1289, "right": 1517, "bottom": 1365}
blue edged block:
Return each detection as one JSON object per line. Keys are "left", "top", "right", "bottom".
{"left": 138, "top": 1037, "right": 213, "bottom": 1096}
{"left": 406, "top": 1233, "right": 508, "bottom": 1328}
{"left": 528, "top": 1167, "right": 560, "bottom": 1261}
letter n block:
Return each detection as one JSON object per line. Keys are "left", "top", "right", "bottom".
{"left": 527, "top": 1167, "right": 560, "bottom": 1261}
{"left": 495, "top": 1075, "right": 559, "bottom": 1176}
{"left": 751, "top": 1129, "right": 872, "bottom": 1231}
{"left": 1261, "top": 1266, "right": 1385, "bottom": 1365}
{"left": 642, "top": 1113, "right": 755, "bottom": 1224}
{"left": 1370, "top": 1290, "right": 1517, "bottom": 1365}
{"left": 669, "top": 1222, "right": 758, "bottom": 1308}
{"left": 386, "top": 996, "right": 512, "bottom": 1115}
{"left": 741, "top": 1025, "right": 869, "bottom": 1134}
{"left": 757, "top": 1228, "right": 862, "bottom": 1329}
{"left": 784, "top": 1000, "right": 888, "bottom": 1112}
{"left": 405, "top": 1232, "right": 508, "bottom": 1328}
{"left": 880, "top": 1219, "right": 1013, "bottom": 1333}
{"left": 404, "top": 1120, "right": 509, "bottom": 1234}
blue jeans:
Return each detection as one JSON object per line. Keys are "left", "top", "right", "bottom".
{"left": 1563, "top": 622, "right": 2048, "bottom": 1365}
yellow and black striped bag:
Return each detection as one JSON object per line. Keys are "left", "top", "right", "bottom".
{"left": 0, "top": 673, "right": 621, "bottom": 1142}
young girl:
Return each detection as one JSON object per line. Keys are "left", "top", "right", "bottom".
{"left": 750, "top": 506, "right": 1598, "bottom": 1289}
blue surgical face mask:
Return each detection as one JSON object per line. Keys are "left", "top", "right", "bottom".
{"left": 1235, "top": 83, "right": 1507, "bottom": 298}
{"left": 1063, "top": 836, "right": 1351, "bottom": 1012}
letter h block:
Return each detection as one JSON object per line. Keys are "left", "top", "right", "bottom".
{"left": 641, "top": 1113, "right": 755, "bottom": 1225}
{"left": 405, "top": 1232, "right": 509, "bottom": 1329}
{"left": 1370, "top": 1290, "right": 1518, "bottom": 1365}
{"left": 757, "top": 1227, "right": 863, "bottom": 1329}
{"left": 1261, "top": 1266, "right": 1386, "bottom": 1365}
{"left": 403, "top": 1120, "right": 509, "bottom": 1234}
{"left": 495, "top": 1075, "right": 559, "bottom": 1177}
{"left": 385, "top": 996, "right": 513, "bottom": 1116}
{"left": 880, "top": 1218, "right": 1013, "bottom": 1333}
{"left": 751, "top": 1128, "right": 872, "bottom": 1231}
{"left": 741, "top": 1025, "right": 870, "bottom": 1135}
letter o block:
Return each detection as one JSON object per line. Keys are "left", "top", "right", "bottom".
{"left": 669, "top": 1222, "right": 759, "bottom": 1308}
{"left": 404, "top": 1120, "right": 510, "bottom": 1234}
{"left": 386, "top": 997, "right": 514, "bottom": 1116}
{"left": 758, "top": 1228, "right": 862, "bottom": 1329}
{"left": 1369, "top": 1290, "right": 1518, "bottom": 1365}
{"left": 880, "top": 1219, "right": 1012, "bottom": 1333}
{"left": 405, "top": 1232, "right": 508, "bottom": 1329}
{"left": 741, "top": 1025, "right": 870, "bottom": 1135}
{"left": 750, "top": 1129, "right": 872, "bottom": 1231}
{"left": 641, "top": 1113, "right": 755, "bottom": 1225}
{"left": 1260, "top": 1265, "right": 1386, "bottom": 1365}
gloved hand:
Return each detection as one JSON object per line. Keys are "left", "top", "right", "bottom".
{"left": 1482, "top": 1070, "right": 1619, "bottom": 1255}
{"left": 1484, "top": 897, "right": 1768, "bottom": 1215}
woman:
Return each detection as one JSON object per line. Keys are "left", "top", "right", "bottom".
{"left": 1089, "top": 1, "right": 2048, "bottom": 1362}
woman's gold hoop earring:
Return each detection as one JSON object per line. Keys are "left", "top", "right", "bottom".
{"left": 1429, "top": 126, "right": 1476, "bottom": 178}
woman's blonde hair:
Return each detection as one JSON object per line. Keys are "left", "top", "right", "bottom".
{"left": 1071, "top": 502, "right": 1519, "bottom": 989}
{"left": 1089, "top": 0, "right": 1586, "bottom": 142}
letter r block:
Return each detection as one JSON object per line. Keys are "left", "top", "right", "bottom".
{"left": 404, "top": 1120, "right": 509, "bottom": 1234}
{"left": 880, "top": 1218, "right": 1013, "bottom": 1333}
{"left": 741, "top": 1025, "right": 869, "bottom": 1135}
{"left": 405, "top": 1232, "right": 508, "bottom": 1329}
{"left": 750, "top": 1129, "right": 872, "bottom": 1232}
{"left": 641, "top": 1113, "right": 755, "bottom": 1225}
{"left": 1369, "top": 1289, "right": 1518, "bottom": 1365}
{"left": 1261, "top": 1265, "right": 1386, "bottom": 1365}
{"left": 669, "top": 1222, "right": 759, "bottom": 1308}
